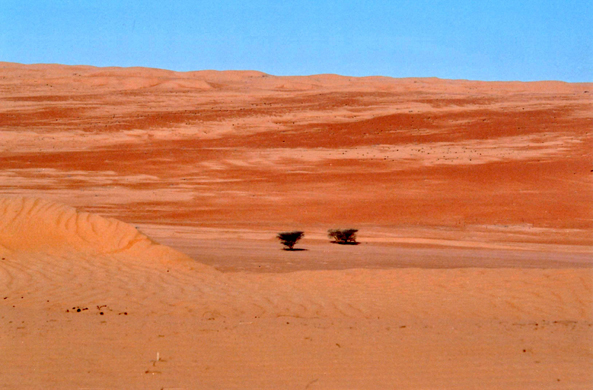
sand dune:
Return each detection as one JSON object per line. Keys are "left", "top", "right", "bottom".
{"left": 2, "top": 62, "right": 590, "bottom": 94}
{"left": 0, "top": 197, "right": 205, "bottom": 265}
{"left": 1, "top": 63, "right": 590, "bottom": 240}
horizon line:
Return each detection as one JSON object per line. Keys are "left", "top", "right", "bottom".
{"left": 2, "top": 61, "right": 590, "bottom": 84}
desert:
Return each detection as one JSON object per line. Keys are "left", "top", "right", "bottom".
{"left": 0, "top": 62, "right": 592, "bottom": 389}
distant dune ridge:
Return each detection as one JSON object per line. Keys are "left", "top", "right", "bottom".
{"left": 0, "top": 61, "right": 589, "bottom": 94}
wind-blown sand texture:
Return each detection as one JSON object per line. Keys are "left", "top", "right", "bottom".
{"left": 1, "top": 63, "right": 592, "bottom": 389}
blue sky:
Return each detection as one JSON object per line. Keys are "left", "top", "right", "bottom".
{"left": 1, "top": 1, "right": 591, "bottom": 81}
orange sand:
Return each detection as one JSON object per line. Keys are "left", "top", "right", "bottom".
{"left": 0, "top": 63, "right": 592, "bottom": 389}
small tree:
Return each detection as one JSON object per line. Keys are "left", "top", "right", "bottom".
{"left": 328, "top": 228, "right": 358, "bottom": 245}
{"left": 277, "top": 231, "right": 304, "bottom": 250}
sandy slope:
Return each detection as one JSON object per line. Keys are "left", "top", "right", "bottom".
{"left": 1, "top": 198, "right": 592, "bottom": 389}
{"left": 0, "top": 62, "right": 591, "bottom": 246}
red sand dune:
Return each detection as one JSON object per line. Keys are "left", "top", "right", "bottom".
{"left": 0, "top": 62, "right": 590, "bottom": 241}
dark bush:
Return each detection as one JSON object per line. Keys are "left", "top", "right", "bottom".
{"left": 328, "top": 228, "right": 359, "bottom": 245}
{"left": 276, "top": 231, "right": 305, "bottom": 250}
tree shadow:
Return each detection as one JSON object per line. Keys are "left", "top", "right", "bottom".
{"left": 282, "top": 248, "right": 308, "bottom": 251}
{"left": 330, "top": 241, "right": 360, "bottom": 245}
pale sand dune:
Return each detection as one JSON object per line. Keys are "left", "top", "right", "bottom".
{"left": 0, "top": 197, "right": 208, "bottom": 268}
{"left": 1, "top": 197, "right": 591, "bottom": 389}
{"left": 2, "top": 62, "right": 590, "bottom": 94}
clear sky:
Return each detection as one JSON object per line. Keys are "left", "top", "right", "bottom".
{"left": 1, "top": 0, "right": 591, "bottom": 81}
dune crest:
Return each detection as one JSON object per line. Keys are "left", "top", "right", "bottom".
{"left": 0, "top": 197, "right": 206, "bottom": 267}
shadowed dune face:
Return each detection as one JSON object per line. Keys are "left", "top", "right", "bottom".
{"left": 0, "top": 63, "right": 591, "bottom": 246}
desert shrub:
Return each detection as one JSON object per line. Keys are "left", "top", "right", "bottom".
{"left": 276, "top": 231, "right": 304, "bottom": 250}
{"left": 328, "top": 228, "right": 358, "bottom": 244}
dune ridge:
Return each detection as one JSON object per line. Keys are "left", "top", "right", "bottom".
{"left": 1, "top": 62, "right": 589, "bottom": 94}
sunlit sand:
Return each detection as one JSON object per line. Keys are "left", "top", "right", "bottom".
{"left": 1, "top": 63, "right": 591, "bottom": 389}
